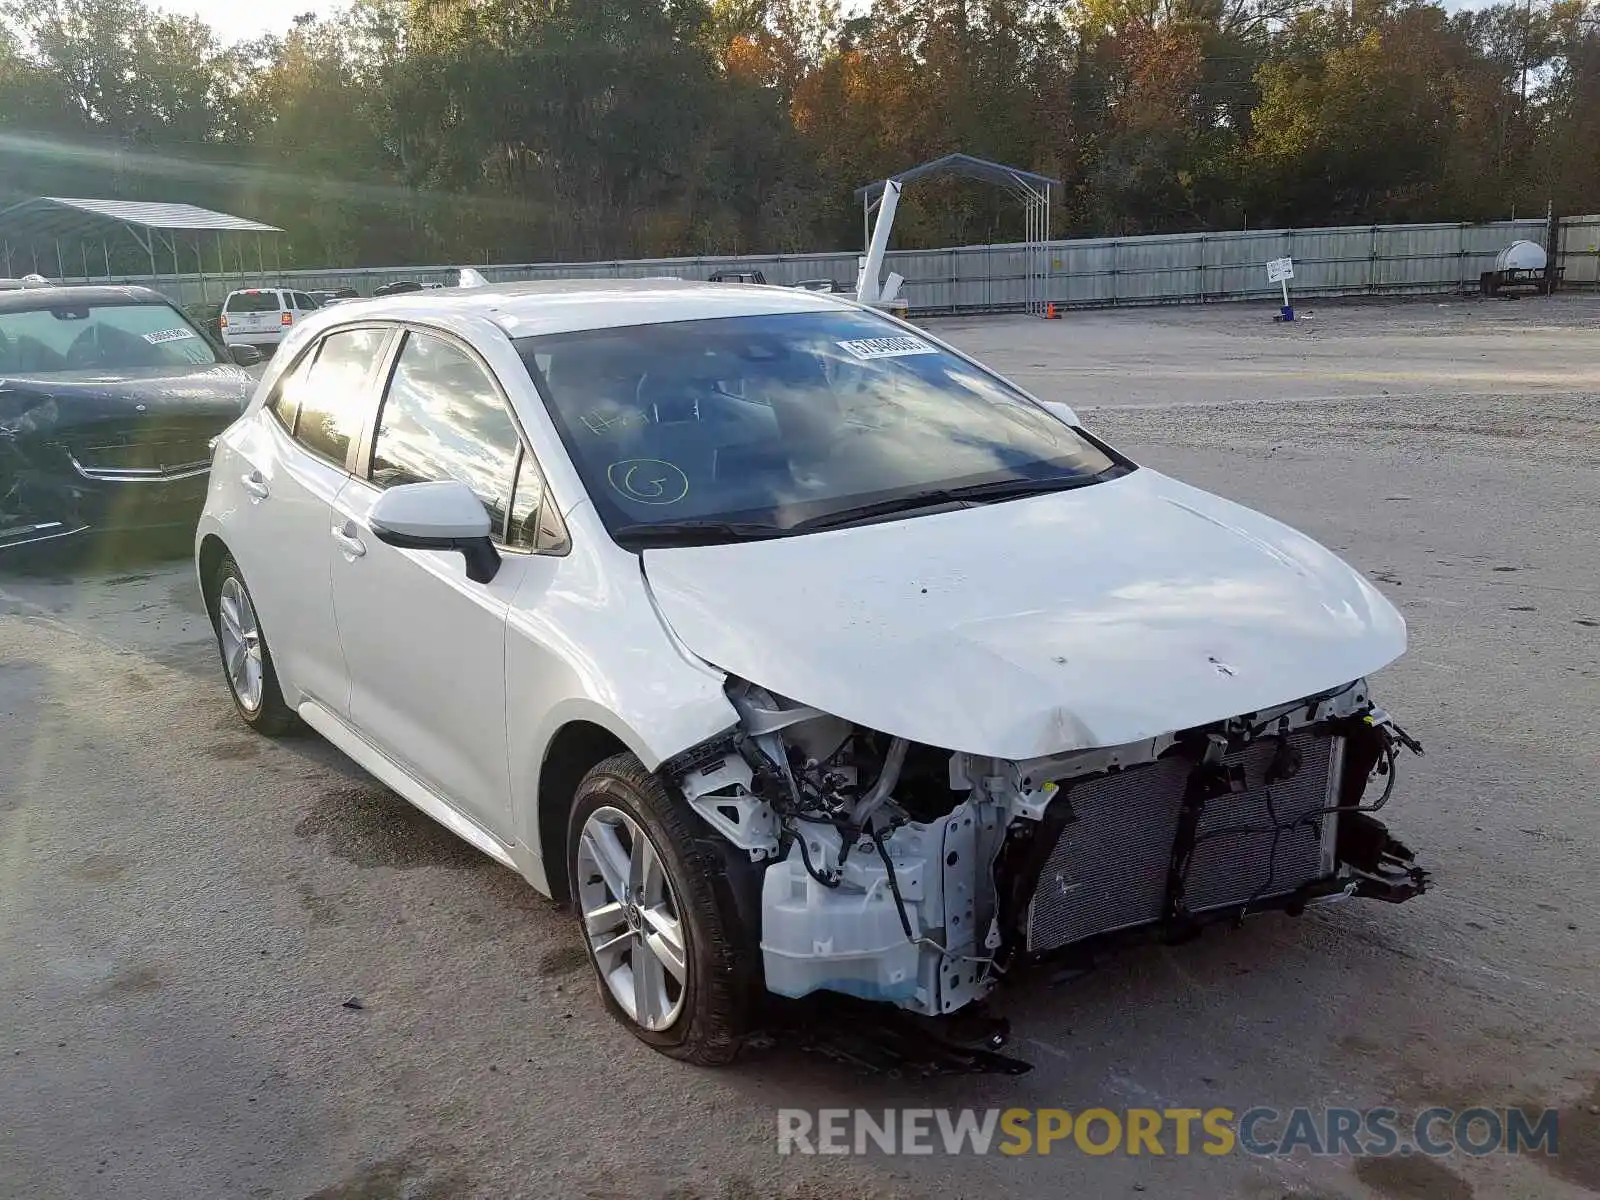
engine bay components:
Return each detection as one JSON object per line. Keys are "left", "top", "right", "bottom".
{"left": 661, "top": 676, "right": 1427, "bottom": 1020}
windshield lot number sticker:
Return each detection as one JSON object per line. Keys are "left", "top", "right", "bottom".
{"left": 142, "top": 328, "right": 198, "bottom": 345}
{"left": 837, "top": 336, "right": 938, "bottom": 361}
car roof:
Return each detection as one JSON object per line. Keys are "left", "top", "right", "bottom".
{"left": 315, "top": 278, "right": 857, "bottom": 338}
{"left": 0, "top": 284, "right": 172, "bottom": 313}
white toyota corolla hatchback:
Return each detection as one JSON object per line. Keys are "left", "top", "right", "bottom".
{"left": 196, "top": 280, "right": 1428, "bottom": 1064}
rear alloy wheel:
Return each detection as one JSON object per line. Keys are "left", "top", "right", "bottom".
{"left": 212, "top": 555, "right": 297, "bottom": 736}
{"left": 568, "top": 753, "right": 756, "bottom": 1064}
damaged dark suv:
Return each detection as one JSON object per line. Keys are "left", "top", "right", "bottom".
{"left": 1, "top": 285, "right": 259, "bottom": 554}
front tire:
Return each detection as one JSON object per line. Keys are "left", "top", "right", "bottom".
{"left": 211, "top": 555, "right": 297, "bottom": 736}
{"left": 567, "top": 753, "right": 756, "bottom": 1065}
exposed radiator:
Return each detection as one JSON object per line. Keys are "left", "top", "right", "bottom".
{"left": 1025, "top": 729, "right": 1342, "bottom": 954}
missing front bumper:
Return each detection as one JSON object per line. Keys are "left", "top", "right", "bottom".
{"left": 999, "top": 711, "right": 1429, "bottom": 965}
{"left": 1, "top": 472, "right": 210, "bottom": 555}
{"left": 0, "top": 519, "right": 91, "bottom": 551}
{"left": 680, "top": 677, "right": 1428, "bottom": 1020}
{"left": 1017, "top": 727, "right": 1343, "bottom": 955}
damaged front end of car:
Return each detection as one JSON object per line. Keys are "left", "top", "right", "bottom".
{"left": 0, "top": 394, "right": 91, "bottom": 551}
{"left": 1, "top": 379, "right": 239, "bottom": 554}
{"left": 659, "top": 677, "right": 1428, "bottom": 1020}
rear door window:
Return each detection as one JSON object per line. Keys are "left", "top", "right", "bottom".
{"left": 293, "top": 327, "right": 389, "bottom": 466}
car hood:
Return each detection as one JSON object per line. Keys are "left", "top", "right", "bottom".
{"left": 641, "top": 468, "right": 1406, "bottom": 760}
{"left": 0, "top": 364, "right": 252, "bottom": 434}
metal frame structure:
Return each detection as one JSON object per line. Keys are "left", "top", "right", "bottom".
{"left": 855, "top": 154, "right": 1060, "bottom": 316}
{"left": 0, "top": 197, "right": 283, "bottom": 295}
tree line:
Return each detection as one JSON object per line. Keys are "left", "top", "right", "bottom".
{"left": 0, "top": 0, "right": 1595, "bottom": 270}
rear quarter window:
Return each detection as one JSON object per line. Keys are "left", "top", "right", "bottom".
{"left": 267, "top": 347, "right": 315, "bottom": 433}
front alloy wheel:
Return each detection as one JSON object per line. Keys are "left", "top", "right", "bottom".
{"left": 567, "top": 753, "right": 757, "bottom": 1064}
{"left": 576, "top": 806, "right": 688, "bottom": 1031}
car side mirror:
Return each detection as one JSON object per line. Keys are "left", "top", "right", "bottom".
{"left": 229, "top": 344, "right": 263, "bottom": 367}
{"left": 1039, "top": 399, "right": 1079, "bottom": 427}
{"left": 368, "top": 480, "right": 501, "bottom": 584}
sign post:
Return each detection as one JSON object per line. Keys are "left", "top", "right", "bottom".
{"left": 1266, "top": 256, "right": 1295, "bottom": 321}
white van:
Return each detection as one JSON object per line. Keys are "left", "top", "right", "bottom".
{"left": 220, "top": 288, "right": 321, "bottom": 353}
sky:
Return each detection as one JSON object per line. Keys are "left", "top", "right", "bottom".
{"left": 168, "top": 0, "right": 341, "bottom": 45}
{"left": 166, "top": 0, "right": 1494, "bottom": 48}
{"left": 165, "top": 0, "right": 868, "bottom": 45}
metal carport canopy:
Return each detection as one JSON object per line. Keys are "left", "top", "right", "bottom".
{"left": 0, "top": 197, "right": 283, "bottom": 281}
{"left": 0, "top": 197, "right": 281, "bottom": 245}
{"left": 854, "top": 154, "right": 1061, "bottom": 203}
{"left": 854, "top": 154, "right": 1061, "bottom": 317}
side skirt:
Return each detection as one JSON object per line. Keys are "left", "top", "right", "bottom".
{"left": 297, "top": 698, "right": 524, "bottom": 874}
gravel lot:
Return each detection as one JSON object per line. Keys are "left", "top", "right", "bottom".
{"left": 3, "top": 294, "right": 1598, "bottom": 1200}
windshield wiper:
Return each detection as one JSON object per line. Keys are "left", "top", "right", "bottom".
{"left": 611, "top": 519, "right": 784, "bottom": 548}
{"left": 615, "top": 472, "right": 1125, "bottom": 547}
{"left": 784, "top": 490, "right": 967, "bottom": 533}
{"left": 945, "top": 472, "right": 1113, "bottom": 502}
{"left": 784, "top": 470, "right": 1128, "bottom": 535}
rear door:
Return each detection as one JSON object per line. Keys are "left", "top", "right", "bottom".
{"left": 329, "top": 326, "right": 541, "bottom": 839}
{"left": 228, "top": 325, "right": 394, "bottom": 711}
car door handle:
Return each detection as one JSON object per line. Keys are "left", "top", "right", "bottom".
{"left": 332, "top": 523, "right": 367, "bottom": 558}
{"left": 241, "top": 471, "right": 269, "bottom": 500}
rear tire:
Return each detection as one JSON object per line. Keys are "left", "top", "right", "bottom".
{"left": 211, "top": 554, "right": 297, "bottom": 736}
{"left": 567, "top": 752, "right": 757, "bottom": 1065}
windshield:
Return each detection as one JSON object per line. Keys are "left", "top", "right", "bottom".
{"left": 0, "top": 301, "right": 222, "bottom": 374}
{"left": 515, "top": 310, "right": 1122, "bottom": 548}
{"left": 225, "top": 291, "right": 283, "bottom": 313}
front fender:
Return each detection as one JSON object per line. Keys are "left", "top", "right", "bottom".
{"left": 506, "top": 524, "right": 738, "bottom": 876}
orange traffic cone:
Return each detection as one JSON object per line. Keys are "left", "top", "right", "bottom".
{"left": 1045, "top": 302, "right": 1060, "bottom": 319}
